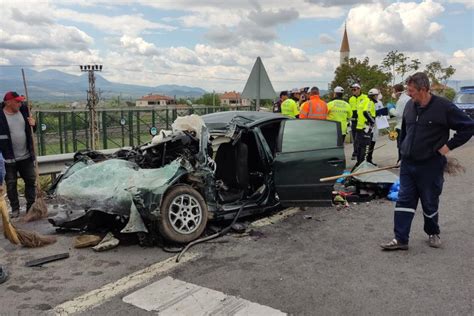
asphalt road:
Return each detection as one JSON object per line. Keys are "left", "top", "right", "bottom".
{"left": 1, "top": 137, "right": 473, "bottom": 315}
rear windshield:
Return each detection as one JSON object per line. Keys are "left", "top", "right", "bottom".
{"left": 454, "top": 93, "right": 474, "bottom": 104}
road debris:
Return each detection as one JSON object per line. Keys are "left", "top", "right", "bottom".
{"left": 92, "top": 233, "right": 120, "bottom": 252}
{"left": 25, "top": 253, "right": 69, "bottom": 267}
{"left": 73, "top": 234, "right": 102, "bottom": 249}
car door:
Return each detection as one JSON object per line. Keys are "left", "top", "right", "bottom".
{"left": 273, "top": 119, "right": 345, "bottom": 206}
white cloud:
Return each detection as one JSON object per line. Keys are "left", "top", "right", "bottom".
{"left": 347, "top": 0, "right": 445, "bottom": 52}
{"left": 55, "top": 8, "right": 176, "bottom": 35}
{"left": 449, "top": 48, "right": 474, "bottom": 80}
{"left": 120, "top": 35, "right": 159, "bottom": 56}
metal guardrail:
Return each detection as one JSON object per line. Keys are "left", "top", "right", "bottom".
{"left": 37, "top": 148, "right": 125, "bottom": 175}
{"left": 34, "top": 105, "right": 256, "bottom": 156}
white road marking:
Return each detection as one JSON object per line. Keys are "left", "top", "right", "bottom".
{"left": 249, "top": 207, "right": 302, "bottom": 228}
{"left": 53, "top": 252, "right": 199, "bottom": 316}
{"left": 123, "top": 276, "right": 286, "bottom": 315}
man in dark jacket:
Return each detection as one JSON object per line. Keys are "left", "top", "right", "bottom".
{"left": 0, "top": 91, "right": 36, "bottom": 218}
{"left": 381, "top": 73, "right": 473, "bottom": 250}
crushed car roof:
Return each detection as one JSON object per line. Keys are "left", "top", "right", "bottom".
{"left": 202, "top": 111, "right": 286, "bottom": 129}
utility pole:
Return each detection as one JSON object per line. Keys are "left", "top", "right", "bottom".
{"left": 80, "top": 64, "right": 102, "bottom": 150}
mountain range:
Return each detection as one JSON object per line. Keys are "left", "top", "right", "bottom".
{"left": 0, "top": 68, "right": 207, "bottom": 102}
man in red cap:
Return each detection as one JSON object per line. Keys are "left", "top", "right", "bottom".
{"left": 0, "top": 91, "right": 36, "bottom": 218}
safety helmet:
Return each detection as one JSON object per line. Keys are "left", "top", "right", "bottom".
{"left": 368, "top": 88, "right": 379, "bottom": 96}
{"left": 334, "top": 86, "right": 344, "bottom": 93}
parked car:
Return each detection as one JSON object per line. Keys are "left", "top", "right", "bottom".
{"left": 454, "top": 86, "right": 474, "bottom": 118}
{"left": 49, "top": 111, "right": 346, "bottom": 243}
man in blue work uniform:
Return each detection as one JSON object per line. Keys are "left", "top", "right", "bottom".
{"left": 381, "top": 72, "right": 473, "bottom": 250}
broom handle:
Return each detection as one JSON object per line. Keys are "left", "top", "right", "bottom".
{"left": 320, "top": 164, "right": 399, "bottom": 182}
{"left": 21, "top": 69, "right": 41, "bottom": 183}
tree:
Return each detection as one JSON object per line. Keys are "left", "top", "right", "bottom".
{"left": 408, "top": 58, "right": 421, "bottom": 73}
{"left": 195, "top": 93, "right": 220, "bottom": 106}
{"left": 382, "top": 50, "right": 408, "bottom": 86}
{"left": 424, "top": 62, "right": 456, "bottom": 85}
{"left": 330, "top": 57, "right": 391, "bottom": 100}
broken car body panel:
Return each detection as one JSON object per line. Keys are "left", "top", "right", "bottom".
{"left": 49, "top": 111, "right": 345, "bottom": 243}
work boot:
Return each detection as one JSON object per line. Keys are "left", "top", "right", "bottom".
{"left": 380, "top": 238, "right": 408, "bottom": 251}
{"left": 428, "top": 235, "right": 441, "bottom": 248}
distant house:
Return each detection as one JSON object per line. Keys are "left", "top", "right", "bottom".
{"left": 136, "top": 94, "right": 176, "bottom": 107}
{"left": 219, "top": 91, "right": 251, "bottom": 106}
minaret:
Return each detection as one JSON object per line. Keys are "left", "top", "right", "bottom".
{"left": 340, "top": 24, "right": 350, "bottom": 65}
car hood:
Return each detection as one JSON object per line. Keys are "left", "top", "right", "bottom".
{"left": 49, "top": 159, "right": 188, "bottom": 233}
{"left": 455, "top": 103, "right": 474, "bottom": 109}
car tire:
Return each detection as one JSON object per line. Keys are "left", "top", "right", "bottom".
{"left": 158, "top": 185, "right": 208, "bottom": 243}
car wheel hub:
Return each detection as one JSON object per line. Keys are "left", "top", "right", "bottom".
{"left": 168, "top": 194, "right": 202, "bottom": 234}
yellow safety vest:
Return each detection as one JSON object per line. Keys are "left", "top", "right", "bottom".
{"left": 281, "top": 99, "right": 299, "bottom": 118}
{"left": 349, "top": 94, "right": 369, "bottom": 111}
{"left": 356, "top": 98, "right": 376, "bottom": 130}
{"left": 327, "top": 99, "right": 352, "bottom": 135}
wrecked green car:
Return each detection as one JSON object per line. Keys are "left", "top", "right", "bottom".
{"left": 49, "top": 111, "right": 345, "bottom": 243}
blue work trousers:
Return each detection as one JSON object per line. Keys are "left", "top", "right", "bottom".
{"left": 394, "top": 155, "right": 446, "bottom": 244}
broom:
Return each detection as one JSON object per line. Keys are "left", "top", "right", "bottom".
{"left": 1, "top": 185, "right": 56, "bottom": 247}
{"left": 21, "top": 69, "right": 48, "bottom": 222}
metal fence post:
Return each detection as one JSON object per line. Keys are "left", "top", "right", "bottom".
{"left": 84, "top": 111, "right": 89, "bottom": 150}
{"left": 63, "top": 112, "right": 69, "bottom": 153}
{"left": 121, "top": 110, "right": 125, "bottom": 147}
{"left": 58, "top": 112, "right": 64, "bottom": 153}
{"left": 128, "top": 110, "right": 134, "bottom": 147}
{"left": 102, "top": 111, "right": 107, "bottom": 149}
{"left": 136, "top": 110, "right": 140, "bottom": 145}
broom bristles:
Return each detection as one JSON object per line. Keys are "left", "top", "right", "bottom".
{"left": 16, "top": 228, "right": 57, "bottom": 248}
{"left": 22, "top": 187, "right": 48, "bottom": 222}
{"left": 445, "top": 157, "right": 466, "bottom": 176}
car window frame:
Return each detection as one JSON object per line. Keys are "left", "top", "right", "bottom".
{"left": 276, "top": 119, "right": 342, "bottom": 154}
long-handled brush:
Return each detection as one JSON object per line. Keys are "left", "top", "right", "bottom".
{"left": 1, "top": 185, "right": 55, "bottom": 247}
{"left": 21, "top": 69, "right": 48, "bottom": 222}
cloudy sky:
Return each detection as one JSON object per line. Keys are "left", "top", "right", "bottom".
{"left": 0, "top": 0, "right": 473, "bottom": 92}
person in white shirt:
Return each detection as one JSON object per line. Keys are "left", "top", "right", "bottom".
{"left": 390, "top": 84, "right": 411, "bottom": 161}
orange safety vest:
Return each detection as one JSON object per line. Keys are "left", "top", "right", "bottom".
{"left": 300, "top": 95, "right": 328, "bottom": 120}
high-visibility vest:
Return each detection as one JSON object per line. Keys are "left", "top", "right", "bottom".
{"left": 349, "top": 94, "right": 369, "bottom": 120}
{"left": 356, "top": 98, "right": 376, "bottom": 130}
{"left": 327, "top": 99, "right": 352, "bottom": 135}
{"left": 281, "top": 99, "right": 299, "bottom": 118}
{"left": 300, "top": 96, "right": 327, "bottom": 120}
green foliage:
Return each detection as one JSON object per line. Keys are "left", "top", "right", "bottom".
{"left": 382, "top": 50, "right": 422, "bottom": 85}
{"left": 432, "top": 86, "right": 456, "bottom": 101}
{"left": 195, "top": 93, "right": 221, "bottom": 106}
{"left": 424, "top": 61, "right": 456, "bottom": 85}
{"left": 330, "top": 57, "right": 391, "bottom": 100}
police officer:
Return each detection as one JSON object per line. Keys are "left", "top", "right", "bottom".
{"left": 272, "top": 91, "right": 286, "bottom": 113}
{"left": 354, "top": 88, "right": 375, "bottom": 168}
{"left": 349, "top": 84, "right": 370, "bottom": 160}
{"left": 327, "top": 86, "right": 352, "bottom": 144}
{"left": 280, "top": 90, "right": 299, "bottom": 118}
